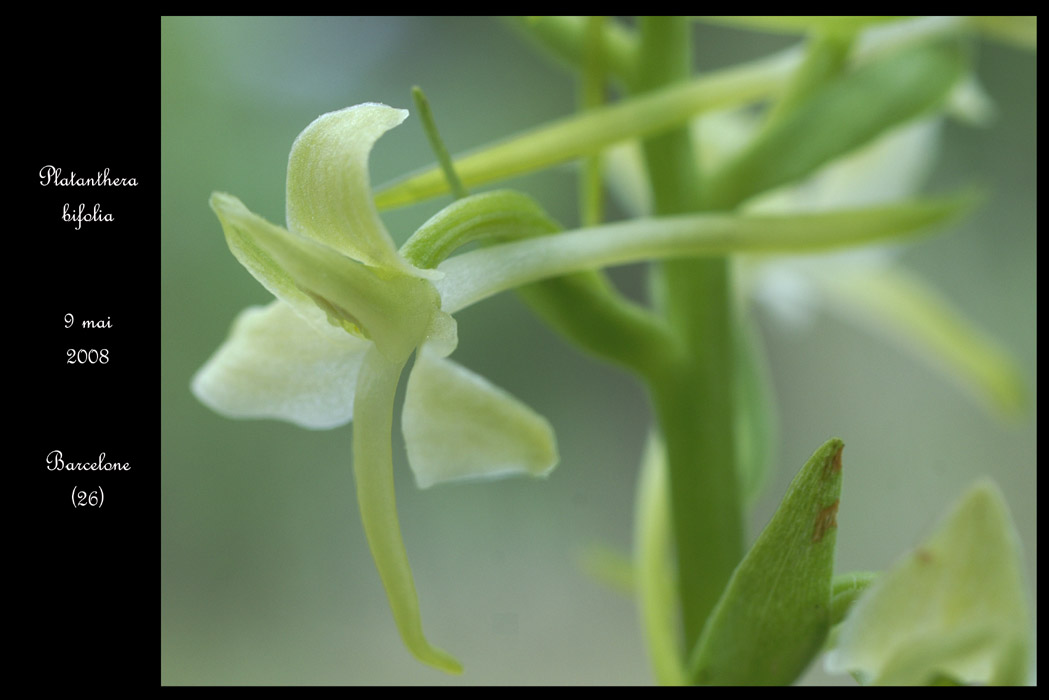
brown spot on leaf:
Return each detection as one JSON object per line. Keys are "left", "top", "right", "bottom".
{"left": 824, "top": 443, "right": 844, "bottom": 479}
{"left": 812, "top": 499, "right": 840, "bottom": 543}
{"left": 915, "top": 548, "right": 934, "bottom": 564}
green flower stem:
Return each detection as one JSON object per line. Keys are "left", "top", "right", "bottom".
{"left": 374, "top": 47, "right": 797, "bottom": 210}
{"left": 353, "top": 346, "right": 462, "bottom": 674}
{"left": 635, "top": 15, "right": 743, "bottom": 657}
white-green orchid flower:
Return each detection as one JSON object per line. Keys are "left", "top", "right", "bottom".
{"left": 824, "top": 479, "right": 1031, "bottom": 685}
{"left": 192, "top": 104, "right": 559, "bottom": 673}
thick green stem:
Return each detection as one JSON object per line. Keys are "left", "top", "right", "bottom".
{"left": 636, "top": 16, "right": 744, "bottom": 655}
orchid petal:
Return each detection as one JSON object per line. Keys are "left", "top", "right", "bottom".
{"left": 825, "top": 480, "right": 1030, "bottom": 685}
{"left": 210, "top": 192, "right": 439, "bottom": 364}
{"left": 402, "top": 345, "right": 558, "bottom": 488}
{"left": 286, "top": 103, "right": 433, "bottom": 278}
{"left": 191, "top": 300, "right": 369, "bottom": 429}
{"left": 209, "top": 192, "right": 331, "bottom": 328}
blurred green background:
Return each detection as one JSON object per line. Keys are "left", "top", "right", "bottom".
{"left": 161, "top": 17, "right": 1036, "bottom": 685}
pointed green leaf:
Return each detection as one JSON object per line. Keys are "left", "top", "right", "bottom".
{"left": 689, "top": 438, "right": 845, "bottom": 685}
{"left": 191, "top": 300, "right": 369, "bottom": 429}
{"left": 703, "top": 41, "right": 964, "bottom": 209}
{"left": 825, "top": 480, "right": 1030, "bottom": 685}
{"left": 401, "top": 345, "right": 558, "bottom": 488}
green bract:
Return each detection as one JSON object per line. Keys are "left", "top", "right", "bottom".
{"left": 689, "top": 438, "right": 844, "bottom": 685}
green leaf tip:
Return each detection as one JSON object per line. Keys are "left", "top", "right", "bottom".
{"left": 688, "top": 438, "right": 844, "bottom": 685}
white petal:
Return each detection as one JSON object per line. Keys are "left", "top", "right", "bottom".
{"left": 825, "top": 480, "right": 1030, "bottom": 685}
{"left": 211, "top": 191, "right": 440, "bottom": 365}
{"left": 192, "top": 300, "right": 370, "bottom": 429}
{"left": 401, "top": 346, "right": 558, "bottom": 488}
{"left": 210, "top": 192, "right": 337, "bottom": 327}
